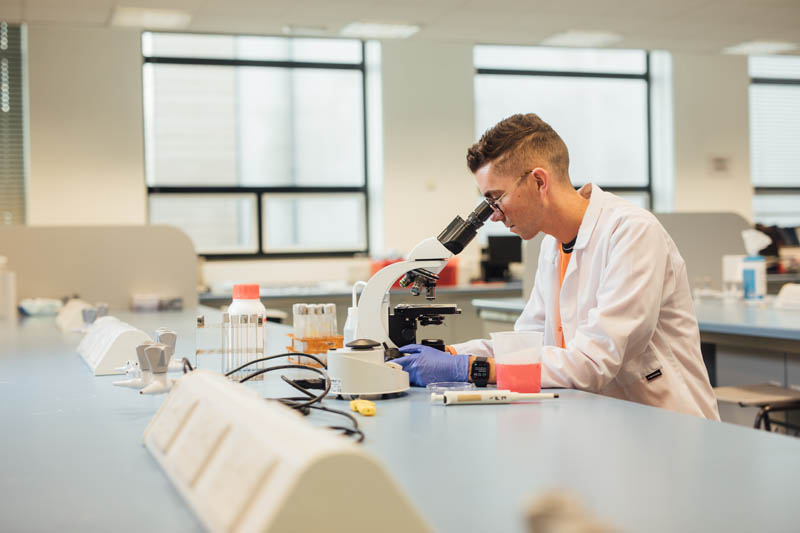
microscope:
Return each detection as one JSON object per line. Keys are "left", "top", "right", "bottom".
{"left": 327, "top": 198, "right": 494, "bottom": 397}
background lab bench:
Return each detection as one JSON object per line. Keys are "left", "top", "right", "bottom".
{"left": 3, "top": 309, "right": 800, "bottom": 532}
{"left": 473, "top": 296, "right": 800, "bottom": 427}
{"left": 200, "top": 281, "right": 523, "bottom": 345}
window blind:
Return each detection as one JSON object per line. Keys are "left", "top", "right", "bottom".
{"left": 749, "top": 55, "right": 800, "bottom": 226}
{"left": 0, "top": 22, "right": 25, "bottom": 225}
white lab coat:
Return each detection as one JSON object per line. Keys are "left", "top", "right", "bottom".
{"left": 454, "top": 184, "right": 720, "bottom": 420}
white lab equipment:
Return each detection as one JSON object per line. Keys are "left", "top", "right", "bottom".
{"left": 140, "top": 344, "right": 174, "bottom": 395}
{"left": 775, "top": 283, "right": 800, "bottom": 310}
{"left": 20, "top": 297, "right": 63, "bottom": 317}
{"left": 82, "top": 307, "right": 98, "bottom": 327}
{"left": 353, "top": 199, "right": 492, "bottom": 348}
{"left": 142, "top": 369, "right": 432, "bottom": 532}
{"left": 327, "top": 339, "right": 409, "bottom": 397}
{"left": 77, "top": 316, "right": 152, "bottom": 376}
{"left": 156, "top": 327, "right": 186, "bottom": 372}
{"left": 431, "top": 390, "right": 559, "bottom": 405}
{"left": 722, "top": 255, "right": 745, "bottom": 300}
{"left": 226, "top": 284, "right": 267, "bottom": 379}
{"left": 114, "top": 360, "right": 140, "bottom": 377}
{"left": 114, "top": 341, "right": 155, "bottom": 389}
{"left": 742, "top": 256, "right": 767, "bottom": 300}
{"left": 55, "top": 298, "right": 92, "bottom": 332}
{"left": 343, "top": 281, "right": 366, "bottom": 345}
{"left": 327, "top": 198, "right": 492, "bottom": 397}
{"left": 0, "top": 255, "right": 17, "bottom": 320}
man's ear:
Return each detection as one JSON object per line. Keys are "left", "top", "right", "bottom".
{"left": 531, "top": 167, "right": 549, "bottom": 193}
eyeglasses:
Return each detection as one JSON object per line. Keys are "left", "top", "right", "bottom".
{"left": 485, "top": 169, "right": 531, "bottom": 217}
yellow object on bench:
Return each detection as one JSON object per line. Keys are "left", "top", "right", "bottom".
{"left": 350, "top": 399, "right": 376, "bottom": 416}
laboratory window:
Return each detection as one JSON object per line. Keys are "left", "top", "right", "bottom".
{"left": 473, "top": 44, "right": 652, "bottom": 237}
{"left": 749, "top": 55, "right": 800, "bottom": 227}
{"left": 142, "top": 32, "right": 371, "bottom": 258}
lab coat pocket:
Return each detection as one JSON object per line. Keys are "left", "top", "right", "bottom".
{"left": 614, "top": 348, "right": 662, "bottom": 386}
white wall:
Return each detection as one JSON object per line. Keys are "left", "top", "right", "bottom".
{"left": 22, "top": 26, "right": 756, "bottom": 286}
{"left": 672, "top": 53, "right": 753, "bottom": 221}
{"left": 381, "top": 40, "right": 480, "bottom": 282}
{"left": 27, "top": 25, "right": 146, "bottom": 226}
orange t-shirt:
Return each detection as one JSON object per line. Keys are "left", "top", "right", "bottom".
{"left": 555, "top": 247, "right": 572, "bottom": 348}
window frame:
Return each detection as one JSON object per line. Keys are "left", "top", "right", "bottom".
{"left": 749, "top": 71, "right": 800, "bottom": 221}
{"left": 474, "top": 51, "right": 653, "bottom": 207}
{"left": 143, "top": 33, "right": 370, "bottom": 260}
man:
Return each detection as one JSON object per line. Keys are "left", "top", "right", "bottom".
{"left": 395, "top": 113, "right": 720, "bottom": 420}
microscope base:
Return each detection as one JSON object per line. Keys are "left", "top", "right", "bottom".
{"left": 327, "top": 348, "right": 410, "bottom": 397}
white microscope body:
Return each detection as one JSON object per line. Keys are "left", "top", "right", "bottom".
{"left": 355, "top": 236, "right": 452, "bottom": 348}
{"left": 327, "top": 199, "right": 494, "bottom": 397}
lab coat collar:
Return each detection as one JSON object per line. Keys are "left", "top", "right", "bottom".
{"left": 573, "top": 183, "right": 603, "bottom": 251}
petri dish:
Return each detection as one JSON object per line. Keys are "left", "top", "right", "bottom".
{"left": 426, "top": 382, "right": 476, "bottom": 394}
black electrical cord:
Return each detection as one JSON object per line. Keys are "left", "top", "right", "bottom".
{"left": 239, "top": 364, "right": 330, "bottom": 410}
{"left": 223, "top": 352, "right": 364, "bottom": 443}
{"left": 224, "top": 352, "right": 327, "bottom": 375}
{"left": 181, "top": 357, "right": 194, "bottom": 373}
{"left": 308, "top": 404, "right": 365, "bottom": 443}
{"left": 279, "top": 374, "right": 365, "bottom": 443}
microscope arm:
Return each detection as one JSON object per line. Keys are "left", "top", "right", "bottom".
{"left": 354, "top": 256, "right": 448, "bottom": 347}
{"left": 354, "top": 199, "right": 494, "bottom": 347}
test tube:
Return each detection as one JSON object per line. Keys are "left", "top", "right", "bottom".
{"left": 195, "top": 315, "right": 204, "bottom": 368}
{"left": 306, "top": 304, "right": 319, "bottom": 339}
{"left": 293, "top": 304, "right": 307, "bottom": 352}
{"left": 239, "top": 314, "right": 248, "bottom": 378}
{"left": 325, "top": 303, "right": 337, "bottom": 337}
{"left": 256, "top": 314, "right": 265, "bottom": 360}
{"left": 222, "top": 312, "right": 230, "bottom": 377}
{"left": 319, "top": 304, "right": 329, "bottom": 337}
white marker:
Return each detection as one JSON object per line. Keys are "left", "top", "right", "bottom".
{"left": 431, "top": 390, "right": 559, "bottom": 405}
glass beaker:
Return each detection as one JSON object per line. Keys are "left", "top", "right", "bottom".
{"left": 491, "top": 330, "right": 543, "bottom": 393}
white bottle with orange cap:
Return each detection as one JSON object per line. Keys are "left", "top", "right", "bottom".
{"left": 228, "top": 283, "right": 266, "bottom": 317}
{"left": 227, "top": 284, "right": 266, "bottom": 378}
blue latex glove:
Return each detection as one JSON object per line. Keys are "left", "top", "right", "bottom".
{"left": 394, "top": 344, "right": 469, "bottom": 386}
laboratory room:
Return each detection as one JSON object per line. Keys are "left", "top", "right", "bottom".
{"left": 3, "top": 0, "right": 800, "bottom": 532}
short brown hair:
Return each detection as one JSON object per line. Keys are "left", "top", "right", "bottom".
{"left": 467, "top": 113, "right": 569, "bottom": 178}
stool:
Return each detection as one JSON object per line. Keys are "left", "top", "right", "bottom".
{"left": 714, "top": 383, "right": 800, "bottom": 433}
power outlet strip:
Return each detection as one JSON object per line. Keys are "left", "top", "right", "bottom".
{"left": 143, "top": 370, "right": 432, "bottom": 533}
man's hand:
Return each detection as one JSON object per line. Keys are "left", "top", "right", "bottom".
{"left": 394, "top": 344, "right": 469, "bottom": 386}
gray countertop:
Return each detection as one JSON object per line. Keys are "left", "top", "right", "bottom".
{"left": 200, "top": 280, "right": 522, "bottom": 302}
{"left": 3, "top": 309, "right": 800, "bottom": 532}
{"left": 473, "top": 297, "right": 800, "bottom": 342}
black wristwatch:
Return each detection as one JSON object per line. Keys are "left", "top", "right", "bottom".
{"left": 471, "top": 356, "right": 490, "bottom": 388}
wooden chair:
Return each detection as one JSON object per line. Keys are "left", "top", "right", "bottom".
{"left": 714, "top": 383, "right": 800, "bottom": 433}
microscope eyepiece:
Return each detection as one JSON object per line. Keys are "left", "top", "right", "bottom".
{"left": 436, "top": 198, "right": 494, "bottom": 255}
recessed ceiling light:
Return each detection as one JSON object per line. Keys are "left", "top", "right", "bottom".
{"left": 281, "top": 25, "right": 329, "bottom": 36}
{"left": 339, "top": 22, "right": 420, "bottom": 39}
{"left": 540, "top": 30, "right": 623, "bottom": 48}
{"left": 110, "top": 7, "right": 192, "bottom": 30}
{"left": 723, "top": 40, "right": 798, "bottom": 55}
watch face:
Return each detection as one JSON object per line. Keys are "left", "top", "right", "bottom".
{"left": 472, "top": 360, "right": 490, "bottom": 382}
{"left": 473, "top": 366, "right": 489, "bottom": 379}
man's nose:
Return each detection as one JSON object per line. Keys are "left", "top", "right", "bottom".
{"left": 490, "top": 210, "right": 504, "bottom": 222}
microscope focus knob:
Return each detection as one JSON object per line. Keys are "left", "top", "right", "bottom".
{"left": 346, "top": 338, "right": 381, "bottom": 351}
